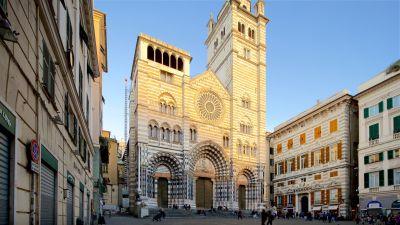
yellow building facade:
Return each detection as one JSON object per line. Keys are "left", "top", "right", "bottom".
{"left": 128, "top": 0, "right": 270, "bottom": 212}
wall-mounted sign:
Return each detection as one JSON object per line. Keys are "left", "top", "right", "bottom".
{"left": 367, "top": 201, "right": 382, "bottom": 209}
{"left": 30, "top": 140, "right": 40, "bottom": 173}
{"left": 0, "top": 101, "right": 16, "bottom": 135}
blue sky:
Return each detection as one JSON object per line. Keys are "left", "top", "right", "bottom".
{"left": 95, "top": 0, "right": 399, "bottom": 140}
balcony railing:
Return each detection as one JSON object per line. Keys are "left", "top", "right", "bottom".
{"left": 394, "top": 132, "right": 400, "bottom": 140}
{"left": 330, "top": 199, "right": 339, "bottom": 204}
{"left": 394, "top": 185, "right": 400, "bottom": 191}
{"left": 369, "top": 139, "right": 379, "bottom": 146}
{"left": 369, "top": 187, "right": 379, "bottom": 192}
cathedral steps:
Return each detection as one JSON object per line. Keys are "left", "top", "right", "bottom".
{"left": 147, "top": 208, "right": 254, "bottom": 218}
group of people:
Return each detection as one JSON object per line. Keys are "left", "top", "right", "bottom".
{"left": 356, "top": 212, "right": 400, "bottom": 225}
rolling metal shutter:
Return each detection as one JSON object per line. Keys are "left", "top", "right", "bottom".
{"left": 67, "top": 183, "right": 74, "bottom": 225}
{"left": 40, "top": 163, "right": 56, "bottom": 225}
{"left": 0, "top": 132, "right": 10, "bottom": 225}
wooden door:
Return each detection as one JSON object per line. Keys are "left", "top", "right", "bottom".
{"left": 157, "top": 178, "right": 168, "bottom": 208}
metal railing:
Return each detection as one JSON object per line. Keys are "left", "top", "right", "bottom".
{"left": 369, "top": 139, "right": 379, "bottom": 146}
{"left": 369, "top": 187, "right": 379, "bottom": 192}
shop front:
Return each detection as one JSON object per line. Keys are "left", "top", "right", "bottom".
{"left": 366, "top": 201, "right": 384, "bottom": 216}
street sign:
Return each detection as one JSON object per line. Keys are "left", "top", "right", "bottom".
{"left": 30, "top": 140, "right": 40, "bottom": 163}
{"left": 30, "top": 140, "right": 40, "bottom": 173}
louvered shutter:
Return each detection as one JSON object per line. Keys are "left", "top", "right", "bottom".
{"left": 321, "top": 148, "right": 325, "bottom": 164}
{"left": 325, "top": 146, "right": 330, "bottom": 163}
{"left": 387, "top": 98, "right": 393, "bottom": 109}
{"left": 291, "top": 158, "right": 295, "bottom": 171}
{"left": 40, "top": 164, "right": 56, "bottom": 225}
{"left": 388, "top": 169, "right": 394, "bottom": 186}
{"left": 67, "top": 183, "right": 74, "bottom": 225}
{"left": 388, "top": 150, "right": 394, "bottom": 160}
{"left": 364, "top": 173, "right": 369, "bottom": 188}
{"left": 305, "top": 153, "right": 309, "bottom": 168}
{"left": 364, "top": 108, "right": 369, "bottom": 118}
{"left": 379, "top": 170, "right": 384, "bottom": 187}
{"left": 337, "top": 143, "right": 342, "bottom": 160}
{"left": 379, "top": 101, "right": 384, "bottom": 113}
{"left": 0, "top": 132, "right": 10, "bottom": 225}
{"left": 326, "top": 190, "right": 330, "bottom": 205}
{"left": 321, "top": 190, "right": 325, "bottom": 205}
{"left": 297, "top": 156, "right": 300, "bottom": 170}
{"left": 311, "top": 192, "right": 314, "bottom": 205}
{"left": 311, "top": 152, "right": 314, "bottom": 167}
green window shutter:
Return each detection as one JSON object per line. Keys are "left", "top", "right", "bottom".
{"left": 364, "top": 108, "right": 369, "bottom": 118}
{"left": 364, "top": 173, "right": 369, "bottom": 188}
{"left": 387, "top": 98, "right": 393, "bottom": 109}
{"left": 379, "top": 152, "right": 384, "bottom": 161}
{"left": 369, "top": 124, "right": 379, "bottom": 140}
{"left": 394, "top": 116, "right": 400, "bottom": 133}
{"left": 379, "top": 170, "right": 384, "bottom": 187}
{"left": 388, "top": 150, "right": 394, "bottom": 160}
{"left": 388, "top": 169, "right": 394, "bottom": 186}
{"left": 379, "top": 101, "right": 384, "bottom": 113}
{"left": 364, "top": 156, "right": 369, "bottom": 164}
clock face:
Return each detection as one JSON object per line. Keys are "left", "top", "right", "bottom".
{"left": 195, "top": 91, "right": 224, "bottom": 123}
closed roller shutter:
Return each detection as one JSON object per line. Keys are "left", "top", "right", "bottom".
{"left": 40, "top": 163, "right": 56, "bottom": 225}
{"left": 0, "top": 132, "right": 10, "bottom": 225}
{"left": 67, "top": 183, "right": 74, "bottom": 225}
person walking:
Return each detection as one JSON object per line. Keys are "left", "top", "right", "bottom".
{"left": 238, "top": 210, "right": 243, "bottom": 220}
{"left": 266, "top": 211, "right": 274, "bottom": 225}
{"left": 261, "top": 209, "right": 267, "bottom": 225}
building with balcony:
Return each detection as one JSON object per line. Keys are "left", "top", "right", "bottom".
{"left": 355, "top": 60, "right": 400, "bottom": 216}
{"left": 269, "top": 90, "right": 359, "bottom": 219}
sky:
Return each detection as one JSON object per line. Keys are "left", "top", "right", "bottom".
{"left": 94, "top": 0, "right": 399, "bottom": 140}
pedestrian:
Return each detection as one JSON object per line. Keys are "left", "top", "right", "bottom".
{"left": 266, "top": 210, "right": 274, "bottom": 225}
{"left": 98, "top": 214, "right": 106, "bottom": 225}
{"left": 238, "top": 210, "right": 243, "bottom": 220}
{"left": 261, "top": 209, "right": 267, "bottom": 225}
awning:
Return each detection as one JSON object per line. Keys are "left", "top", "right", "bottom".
{"left": 312, "top": 207, "right": 322, "bottom": 211}
{"left": 328, "top": 205, "right": 338, "bottom": 210}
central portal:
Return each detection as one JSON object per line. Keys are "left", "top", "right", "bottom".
{"left": 196, "top": 177, "right": 213, "bottom": 209}
{"left": 238, "top": 185, "right": 246, "bottom": 209}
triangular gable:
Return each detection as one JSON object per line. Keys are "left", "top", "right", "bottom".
{"left": 189, "top": 69, "right": 230, "bottom": 98}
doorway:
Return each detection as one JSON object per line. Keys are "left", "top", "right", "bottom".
{"left": 238, "top": 185, "right": 246, "bottom": 210}
{"left": 301, "top": 196, "right": 309, "bottom": 213}
{"left": 157, "top": 178, "right": 168, "bottom": 208}
{"left": 196, "top": 177, "right": 213, "bottom": 208}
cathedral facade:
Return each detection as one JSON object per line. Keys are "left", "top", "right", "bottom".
{"left": 128, "top": 0, "right": 269, "bottom": 212}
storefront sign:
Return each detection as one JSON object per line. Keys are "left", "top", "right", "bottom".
{"left": 367, "top": 201, "right": 382, "bottom": 209}
{"left": 0, "top": 101, "right": 16, "bottom": 135}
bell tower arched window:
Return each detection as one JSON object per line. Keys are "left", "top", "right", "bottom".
{"left": 155, "top": 49, "right": 162, "bottom": 63}
{"left": 178, "top": 57, "right": 184, "bottom": 72}
{"left": 147, "top": 46, "right": 154, "bottom": 61}
{"left": 163, "top": 52, "right": 169, "bottom": 66}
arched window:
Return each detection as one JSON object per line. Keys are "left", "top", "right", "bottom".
{"left": 223, "top": 135, "right": 229, "bottom": 148}
{"left": 149, "top": 120, "right": 159, "bottom": 139}
{"left": 170, "top": 55, "right": 177, "bottom": 69}
{"left": 238, "top": 22, "right": 241, "bottom": 32}
{"left": 155, "top": 49, "right": 162, "bottom": 63}
{"left": 152, "top": 126, "right": 158, "bottom": 139}
{"left": 238, "top": 142, "right": 242, "bottom": 155}
{"left": 241, "top": 24, "right": 245, "bottom": 34}
{"left": 190, "top": 127, "right": 197, "bottom": 142}
{"left": 248, "top": 28, "right": 251, "bottom": 37}
{"left": 147, "top": 46, "right": 154, "bottom": 61}
{"left": 251, "top": 30, "right": 255, "bottom": 39}
{"left": 178, "top": 57, "right": 184, "bottom": 71}
{"left": 148, "top": 125, "right": 152, "bottom": 138}
{"left": 163, "top": 52, "right": 169, "bottom": 66}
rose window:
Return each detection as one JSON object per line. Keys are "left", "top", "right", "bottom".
{"left": 196, "top": 91, "right": 223, "bottom": 122}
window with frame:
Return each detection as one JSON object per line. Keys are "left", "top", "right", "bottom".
{"left": 364, "top": 152, "right": 384, "bottom": 164}
{"left": 64, "top": 94, "right": 78, "bottom": 143}
{"left": 300, "top": 133, "right": 306, "bottom": 145}
{"left": 243, "top": 48, "right": 250, "bottom": 59}
{"left": 223, "top": 135, "right": 229, "bottom": 148}
{"left": 190, "top": 128, "right": 197, "bottom": 142}
{"left": 86, "top": 95, "right": 90, "bottom": 124}
{"left": 330, "top": 171, "right": 338, "bottom": 177}
{"left": 393, "top": 115, "right": 400, "bottom": 134}
{"left": 300, "top": 155, "right": 306, "bottom": 170}
{"left": 277, "top": 196, "right": 282, "bottom": 205}
{"left": 388, "top": 149, "right": 400, "bottom": 160}
{"left": 66, "top": 11, "right": 73, "bottom": 51}
{"left": 330, "top": 119, "right": 338, "bottom": 133}
{"left": 277, "top": 162, "right": 283, "bottom": 175}
{"left": 288, "top": 180, "right": 296, "bottom": 185}
{"left": 394, "top": 168, "right": 400, "bottom": 185}
{"left": 288, "top": 195, "right": 293, "bottom": 204}
{"left": 387, "top": 95, "right": 400, "bottom": 110}
{"left": 314, "top": 174, "right": 321, "bottom": 180}
{"left": 300, "top": 177, "right": 306, "bottom": 183}
{"left": 79, "top": 66, "right": 83, "bottom": 103}
{"left": 277, "top": 144, "right": 282, "bottom": 154}
{"left": 314, "top": 191, "right": 321, "bottom": 205}
{"left": 329, "top": 189, "right": 338, "bottom": 203}
{"left": 364, "top": 102, "right": 383, "bottom": 118}
{"left": 287, "top": 159, "right": 293, "bottom": 173}
{"left": 314, "top": 151, "right": 321, "bottom": 166}
{"left": 287, "top": 139, "right": 293, "bottom": 150}
{"left": 42, "top": 41, "right": 55, "bottom": 99}
{"left": 330, "top": 144, "right": 338, "bottom": 161}
{"left": 368, "top": 172, "right": 380, "bottom": 188}
{"left": 314, "top": 126, "right": 321, "bottom": 139}
{"left": 369, "top": 123, "right": 380, "bottom": 140}
{"left": 160, "top": 71, "right": 173, "bottom": 83}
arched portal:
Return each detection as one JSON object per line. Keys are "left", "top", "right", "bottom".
{"left": 301, "top": 196, "right": 309, "bottom": 213}
{"left": 237, "top": 168, "right": 257, "bottom": 210}
{"left": 147, "top": 152, "right": 183, "bottom": 208}
{"left": 190, "top": 141, "right": 229, "bottom": 209}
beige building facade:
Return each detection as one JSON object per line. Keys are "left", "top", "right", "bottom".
{"left": 355, "top": 61, "right": 400, "bottom": 216}
{"left": 101, "top": 130, "right": 120, "bottom": 207}
{"left": 0, "top": 0, "right": 104, "bottom": 224}
{"left": 269, "top": 91, "right": 359, "bottom": 219}
{"left": 128, "top": 0, "right": 270, "bottom": 212}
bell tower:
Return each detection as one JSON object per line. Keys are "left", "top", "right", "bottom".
{"left": 205, "top": 0, "right": 270, "bottom": 208}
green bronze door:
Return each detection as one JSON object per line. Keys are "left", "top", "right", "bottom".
{"left": 196, "top": 178, "right": 213, "bottom": 208}
{"left": 238, "top": 185, "right": 246, "bottom": 210}
{"left": 157, "top": 178, "right": 168, "bottom": 208}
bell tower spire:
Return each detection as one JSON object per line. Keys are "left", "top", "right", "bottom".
{"left": 255, "top": 0, "right": 265, "bottom": 16}
{"left": 207, "top": 13, "right": 215, "bottom": 35}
